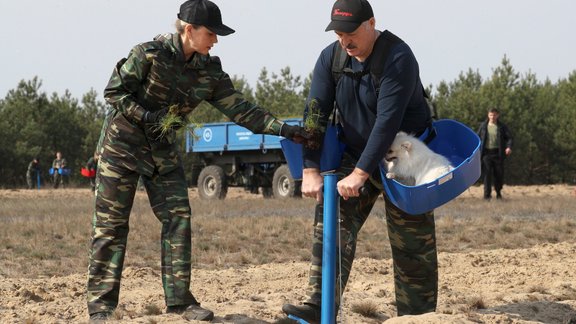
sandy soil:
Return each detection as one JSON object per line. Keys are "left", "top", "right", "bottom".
{"left": 1, "top": 185, "right": 576, "bottom": 323}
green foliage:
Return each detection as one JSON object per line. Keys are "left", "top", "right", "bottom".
{"left": 79, "top": 89, "right": 107, "bottom": 155}
{"left": 0, "top": 78, "right": 104, "bottom": 187}
{"left": 303, "top": 98, "right": 322, "bottom": 131}
{"left": 431, "top": 56, "right": 576, "bottom": 184}
{"left": 254, "top": 67, "right": 308, "bottom": 118}
{"left": 155, "top": 105, "right": 188, "bottom": 139}
{"left": 1, "top": 58, "right": 575, "bottom": 187}
{"left": 552, "top": 72, "right": 576, "bottom": 182}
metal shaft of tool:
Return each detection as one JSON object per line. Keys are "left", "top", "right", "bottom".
{"left": 321, "top": 174, "right": 338, "bottom": 324}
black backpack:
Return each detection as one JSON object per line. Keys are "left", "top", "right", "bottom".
{"left": 331, "top": 30, "right": 437, "bottom": 121}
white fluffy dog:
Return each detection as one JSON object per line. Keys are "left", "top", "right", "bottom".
{"left": 384, "top": 132, "right": 454, "bottom": 186}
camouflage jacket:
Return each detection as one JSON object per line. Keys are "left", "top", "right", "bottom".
{"left": 101, "top": 33, "right": 284, "bottom": 176}
{"left": 52, "top": 158, "right": 66, "bottom": 170}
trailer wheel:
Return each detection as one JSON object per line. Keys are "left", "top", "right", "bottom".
{"left": 272, "top": 165, "right": 298, "bottom": 199}
{"left": 197, "top": 165, "right": 228, "bottom": 200}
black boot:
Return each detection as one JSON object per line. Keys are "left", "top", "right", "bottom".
{"left": 282, "top": 302, "right": 321, "bottom": 324}
{"left": 167, "top": 303, "right": 214, "bottom": 321}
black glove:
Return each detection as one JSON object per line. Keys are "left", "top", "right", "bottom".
{"left": 142, "top": 108, "right": 169, "bottom": 143}
{"left": 143, "top": 108, "right": 168, "bottom": 125}
{"left": 280, "top": 124, "right": 311, "bottom": 145}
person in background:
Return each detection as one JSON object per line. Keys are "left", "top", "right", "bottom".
{"left": 51, "top": 151, "right": 67, "bottom": 189}
{"left": 86, "top": 0, "right": 309, "bottom": 322}
{"left": 282, "top": 0, "right": 438, "bottom": 322}
{"left": 26, "top": 157, "right": 41, "bottom": 189}
{"left": 85, "top": 152, "right": 100, "bottom": 192}
{"left": 477, "top": 108, "right": 513, "bottom": 200}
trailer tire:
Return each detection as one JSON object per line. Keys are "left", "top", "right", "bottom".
{"left": 272, "top": 165, "right": 299, "bottom": 199}
{"left": 197, "top": 165, "right": 228, "bottom": 200}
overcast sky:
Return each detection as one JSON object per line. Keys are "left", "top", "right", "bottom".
{"left": 1, "top": 0, "right": 574, "bottom": 100}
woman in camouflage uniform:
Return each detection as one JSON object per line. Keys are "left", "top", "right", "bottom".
{"left": 87, "top": 0, "right": 308, "bottom": 322}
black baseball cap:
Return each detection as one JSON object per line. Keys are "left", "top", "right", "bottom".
{"left": 325, "top": 0, "right": 374, "bottom": 33}
{"left": 178, "top": 0, "right": 235, "bottom": 36}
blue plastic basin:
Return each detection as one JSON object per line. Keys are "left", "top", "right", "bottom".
{"left": 280, "top": 119, "right": 480, "bottom": 215}
{"left": 381, "top": 119, "right": 481, "bottom": 214}
{"left": 49, "top": 168, "right": 71, "bottom": 176}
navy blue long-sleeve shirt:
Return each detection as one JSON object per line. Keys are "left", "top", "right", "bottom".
{"left": 303, "top": 31, "right": 431, "bottom": 176}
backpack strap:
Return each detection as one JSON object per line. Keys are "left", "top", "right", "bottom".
{"left": 369, "top": 30, "right": 402, "bottom": 97}
{"left": 331, "top": 41, "right": 349, "bottom": 85}
{"left": 369, "top": 31, "right": 438, "bottom": 121}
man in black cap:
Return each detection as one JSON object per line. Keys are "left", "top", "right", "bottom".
{"left": 282, "top": 0, "right": 438, "bottom": 322}
{"left": 86, "top": 0, "right": 309, "bottom": 322}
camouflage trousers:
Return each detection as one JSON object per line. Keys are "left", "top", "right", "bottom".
{"left": 305, "top": 154, "right": 438, "bottom": 316}
{"left": 53, "top": 172, "right": 63, "bottom": 189}
{"left": 87, "top": 156, "right": 196, "bottom": 315}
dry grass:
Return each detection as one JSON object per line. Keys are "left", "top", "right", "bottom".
{"left": 1, "top": 187, "right": 575, "bottom": 279}
{"left": 465, "top": 295, "right": 487, "bottom": 310}
{"left": 351, "top": 300, "right": 380, "bottom": 318}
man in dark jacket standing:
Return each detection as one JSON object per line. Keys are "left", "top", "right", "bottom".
{"left": 477, "top": 108, "right": 513, "bottom": 200}
{"left": 282, "top": 0, "right": 437, "bottom": 322}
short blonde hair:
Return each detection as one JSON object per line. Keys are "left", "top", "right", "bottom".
{"left": 175, "top": 19, "right": 188, "bottom": 34}
{"left": 175, "top": 19, "right": 200, "bottom": 35}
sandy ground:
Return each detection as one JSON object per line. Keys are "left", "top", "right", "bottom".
{"left": 1, "top": 185, "right": 576, "bottom": 323}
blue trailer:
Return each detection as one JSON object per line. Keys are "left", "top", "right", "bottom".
{"left": 185, "top": 119, "right": 302, "bottom": 199}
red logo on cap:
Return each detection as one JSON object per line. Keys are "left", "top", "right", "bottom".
{"left": 333, "top": 9, "right": 353, "bottom": 17}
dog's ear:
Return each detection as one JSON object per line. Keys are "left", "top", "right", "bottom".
{"left": 401, "top": 141, "right": 412, "bottom": 151}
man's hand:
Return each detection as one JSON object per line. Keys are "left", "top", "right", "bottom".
{"left": 337, "top": 168, "right": 369, "bottom": 200}
{"left": 143, "top": 108, "right": 168, "bottom": 125}
{"left": 280, "top": 124, "right": 311, "bottom": 145}
{"left": 302, "top": 168, "right": 324, "bottom": 202}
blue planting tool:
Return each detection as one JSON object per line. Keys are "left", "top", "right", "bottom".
{"left": 287, "top": 315, "right": 310, "bottom": 324}
{"left": 321, "top": 174, "right": 338, "bottom": 324}
{"left": 287, "top": 173, "right": 339, "bottom": 324}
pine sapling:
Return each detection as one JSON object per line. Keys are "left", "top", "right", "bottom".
{"left": 152, "top": 105, "right": 203, "bottom": 141}
{"left": 303, "top": 98, "right": 324, "bottom": 150}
